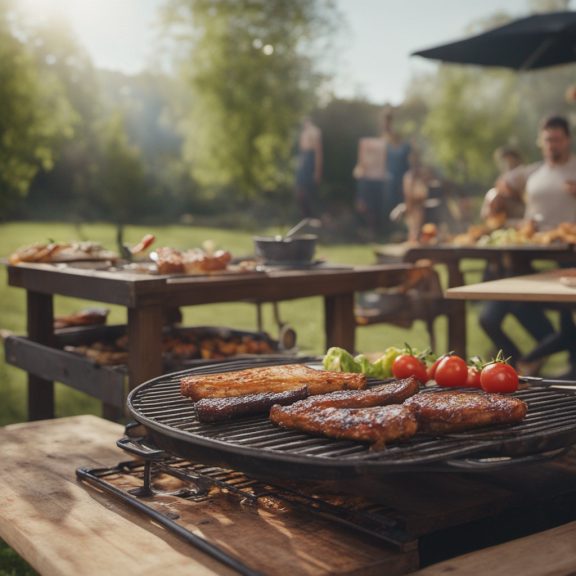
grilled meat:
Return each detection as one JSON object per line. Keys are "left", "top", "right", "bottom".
{"left": 283, "top": 378, "right": 418, "bottom": 412}
{"left": 181, "top": 364, "right": 366, "bottom": 401}
{"left": 270, "top": 404, "right": 418, "bottom": 447}
{"left": 195, "top": 386, "right": 309, "bottom": 423}
{"left": 404, "top": 391, "right": 527, "bottom": 434}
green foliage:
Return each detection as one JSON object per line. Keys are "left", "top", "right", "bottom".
{"left": 0, "top": 4, "right": 76, "bottom": 213}
{"left": 96, "top": 112, "right": 147, "bottom": 222}
{"left": 164, "top": 0, "right": 338, "bottom": 196}
{"left": 422, "top": 66, "right": 519, "bottom": 185}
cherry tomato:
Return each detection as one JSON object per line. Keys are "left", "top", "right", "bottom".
{"left": 480, "top": 363, "right": 519, "bottom": 393}
{"left": 392, "top": 354, "right": 429, "bottom": 384}
{"left": 427, "top": 357, "right": 444, "bottom": 381}
{"left": 434, "top": 356, "right": 468, "bottom": 388}
{"left": 465, "top": 366, "right": 482, "bottom": 389}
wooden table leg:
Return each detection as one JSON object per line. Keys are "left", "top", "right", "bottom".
{"left": 446, "top": 263, "right": 467, "bottom": 359}
{"left": 324, "top": 293, "right": 356, "bottom": 353}
{"left": 127, "top": 306, "right": 163, "bottom": 392}
{"left": 27, "top": 291, "right": 55, "bottom": 421}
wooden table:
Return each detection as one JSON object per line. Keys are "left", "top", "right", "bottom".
{"left": 376, "top": 243, "right": 576, "bottom": 358}
{"left": 446, "top": 268, "right": 576, "bottom": 303}
{"left": 4, "top": 261, "right": 416, "bottom": 421}
{"left": 3, "top": 415, "right": 576, "bottom": 576}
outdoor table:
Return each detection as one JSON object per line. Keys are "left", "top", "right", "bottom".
{"left": 3, "top": 260, "right": 415, "bottom": 421}
{"left": 376, "top": 243, "right": 576, "bottom": 358}
{"left": 445, "top": 267, "right": 576, "bottom": 303}
{"left": 2, "top": 415, "right": 576, "bottom": 576}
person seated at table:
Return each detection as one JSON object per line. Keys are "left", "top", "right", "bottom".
{"left": 480, "top": 146, "right": 525, "bottom": 227}
{"left": 479, "top": 133, "right": 564, "bottom": 374}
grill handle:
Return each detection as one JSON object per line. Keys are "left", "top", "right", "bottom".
{"left": 444, "top": 447, "right": 570, "bottom": 470}
{"left": 117, "top": 422, "right": 166, "bottom": 460}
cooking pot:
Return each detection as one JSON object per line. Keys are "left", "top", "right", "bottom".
{"left": 252, "top": 234, "right": 317, "bottom": 264}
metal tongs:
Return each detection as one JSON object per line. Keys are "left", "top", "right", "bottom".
{"left": 519, "top": 375, "right": 576, "bottom": 394}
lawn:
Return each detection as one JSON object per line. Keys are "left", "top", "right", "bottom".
{"left": 0, "top": 221, "right": 570, "bottom": 576}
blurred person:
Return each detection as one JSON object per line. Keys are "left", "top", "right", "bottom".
{"left": 480, "top": 116, "right": 576, "bottom": 374}
{"left": 353, "top": 129, "right": 387, "bottom": 241}
{"left": 295, "top": 117, "right": 323, "bottom": 218}
{"left": 402, "top": 150, "right": 434, "bottom": 242}
{"left": 480, "top": 146, "right": 525, "bottom": 225}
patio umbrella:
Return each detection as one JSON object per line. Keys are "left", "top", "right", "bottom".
{"left": 412, "top": 11, "right": 576, "bottom": 70}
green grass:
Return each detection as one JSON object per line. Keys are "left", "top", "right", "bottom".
{"left": 0, "top": 221, "right": 570, "bottom": 575}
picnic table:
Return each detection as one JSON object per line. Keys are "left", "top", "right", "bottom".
{"left": 376, "top": 243, "right": 576, "bottom": 358}
{"left": 3, "top": 260, "right": 417, "bottom": 421}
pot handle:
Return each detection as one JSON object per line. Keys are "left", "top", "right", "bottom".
{"left": 444, "top": 447, "right": 570, "bottom": 470}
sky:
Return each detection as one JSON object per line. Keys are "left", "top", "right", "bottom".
{"left": 20, "top": 0, "right": 571, "bottom": 105}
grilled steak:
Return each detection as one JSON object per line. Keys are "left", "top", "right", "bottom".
{"left": 283, "top": 378, "right": 419, "bottom": 412}
{"left": 270, "top": 404, "right": 418, "bottom": 447}
{"left": 195, "top": 386, "right": 309, "bottom": 422}
{"left": 404, "top": 391, "right": 528, "bottom": 433}
{"left": 181, "top": 364, "right": 367, "bottom": 401}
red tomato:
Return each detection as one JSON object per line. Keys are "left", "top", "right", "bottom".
{"left": 435, "top": 356, "right": 468, "bottom": 388}
{"left": 480, "top": 363, "right": 519, "bottom": 393}
{"left": 465, "top": 367, "right": 482, "bottom": 389}
{"left": 392, "top": 354, "right": 429, "bottom": 384}
{"left": 427, "top": 357, "right": 443, "bottom": 381}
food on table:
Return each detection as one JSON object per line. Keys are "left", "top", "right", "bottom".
{"left": 404, "top": 390, "right": 527, "bottom": 433}
{"left": 9, "top": 241, "right": 118, "bottom": 264}
{"left": 131, "top": 234, "right": 155, "bottom": 254}
{"left": 194, "top": 386, "right": 309, "bottom": 422}
{"left": 280, "top": 378, "right": 419, "bottom": 411}
{"left": 64, "top": 343, "right": 129, "bottom": 365}
{"left": 434, "top": 355, "right": 468, "bottom": 388}
{"left": 180, "top": 364, "right": 367, "bottom": 401}
{"left": 270, "top": 404, "right": 418, "bottom": 448}
{"left": 419, "top": 223, "right": 438, "bottom": 245}
{"left": 54, "top": 307, "right": 109, "bottom": 329}
{"left": 154, "top": 246, "right": 232, "bottom": 275}
{"left": 64, "top": 331, "right": 274, "bottom": 365}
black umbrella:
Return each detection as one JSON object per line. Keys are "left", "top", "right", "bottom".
{"left": 413, "top": 11, "right": 576, "bottom": 70}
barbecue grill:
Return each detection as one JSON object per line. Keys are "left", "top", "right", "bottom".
{"left": 124, "top": 357, "right": 576, "bottom": 481}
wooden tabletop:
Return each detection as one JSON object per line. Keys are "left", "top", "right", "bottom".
{"left": 0, "top": 416, "right": 416, "bottom": 576}
{"left": 4, "top": 260, "right": 415, "bottom": 308}
{"left": 446, "top": 268, "right": 576, "bottom": 303}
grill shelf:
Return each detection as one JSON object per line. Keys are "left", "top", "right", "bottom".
{"left": 126, "top": 357, "right": 576, "bottom": 481}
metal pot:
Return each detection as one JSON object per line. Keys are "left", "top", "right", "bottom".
{"left": 252, "top": 234, "right": 318, "bottom": 264}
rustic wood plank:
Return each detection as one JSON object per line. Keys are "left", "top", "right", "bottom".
{"left": 127, "top": 306, "right": 164, "bottom": 390}
{"left": 324, "top": 293, "right": 356, "bottom": 352}
{"left": 4, "top": 335, "right": 125, "bottom": 407}
{"left": 412, "top": 520, "right": 576, "bottom": 576}
{"left": 0, "top": 416, "right": 418, "bottom": 576}
{"left": 27, "top": 290, "right": 55, "bottom": 420}
{"left": 447, "top": 268, "right": 576, "bottom": 303}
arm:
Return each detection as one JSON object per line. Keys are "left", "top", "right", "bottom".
{"left": 352, "top": 139, "right": 364, "bottom": 179}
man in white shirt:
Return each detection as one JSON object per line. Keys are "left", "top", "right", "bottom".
{"left": 480, "top": 115, "right": 576, "bottom": 373}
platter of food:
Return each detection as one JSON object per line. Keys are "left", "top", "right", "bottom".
{"left": 125, "top": 350, "right": 576, "bottom": 481}
{"left": 8, "top": 241, "right": 119, "bottom": 264}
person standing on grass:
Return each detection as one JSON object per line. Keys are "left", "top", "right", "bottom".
{"left": 295, "top": 117, "right": 323, "bottom": 219}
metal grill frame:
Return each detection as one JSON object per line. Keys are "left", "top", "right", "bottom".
{"left": 126, "top": 357, "right": 576, "bottom": 481}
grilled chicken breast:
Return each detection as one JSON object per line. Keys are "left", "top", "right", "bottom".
{"left": 281, "top": 377, "right": 419, "bottom": 412}
{"left": 270, "top": 404, "right": 418, "bottom": 447}
{"left": 404, "top": 391, "right": 527, "bottom": 434}
{"left": 195, "top": 386, "right": 309, "bottom": 422}
{"left": 181, "top": 364, "right": 367, "bottom": 401}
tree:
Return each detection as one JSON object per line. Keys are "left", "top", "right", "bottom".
{"left": 96, "top": 111, "right": 147, "bottom": 224}
{"left": 163, "top": 0, "right": 339, "bottom": 196}
{"left": 0, "top": 1, "right": 76, "bottom": 213}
